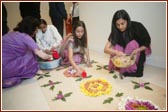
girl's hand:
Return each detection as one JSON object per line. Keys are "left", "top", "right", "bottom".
{"left": 76, "top": 67, "right": 83, "bottom": 76}
{"left": 131, "top": 48, "right": 140, "bottom": 55}
{"left": 114, "top": 50, "right": 124, "bottom": 56}
{"left": 86, "top": 61, "right": 92, "bottom": 67}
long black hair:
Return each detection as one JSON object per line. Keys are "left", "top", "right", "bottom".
{"left": 108, "top": 9, "right": 133, "bottom": 46}
{"left": 14, "top": 16, "right": 40, "bottom": 36}
{"left": 72, "top": 21, "right": 88, "bottom": 48}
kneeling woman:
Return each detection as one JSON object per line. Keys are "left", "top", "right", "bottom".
{"left": 104, "top": 9, "right": 151, "bottom": 77}
{"left": 2, "top": 17, "right": 52, "bottom": 88}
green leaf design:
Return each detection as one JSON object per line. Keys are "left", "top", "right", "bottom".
{"left": 58, "top": 91, "right": 62, "bottom": 95}
{"left": 61, "top": 97, "right": 66, "bottom": 102}
{"left": 134, "top": 84, "right": 140, "bottom": 89}
{"left": 36, "top": 73, "right": 41, "bottom": 76}
{"left": 109, "top": 70, "right": 115, "bottom": 74}
{"left": 115, "top": 92, "right": 124, "bottom": 97}
{"left": 103, "top": 97, "right": 113, "bottom": 104}
{"left": 64, "top": 92, "right": 73, "bottom": 97}
{"left": 91, "top": 60, "right": 98, "bottom": 64}
{"left": 144, "top": 82, "right": 150, "bottom": 85}
{"left": 50, "top": 85, "right": 55, "bottom": 91}
{"left": 96, "top": 65, "right": 102, "bottom": 67}
{"left": 41, "top": 84, "right": 50, "bottom": 87}
{"left": 37, "top": 76, "right": 43, "bottom": 80}
{"left": 44, "top": 74, "right": 51, "bottom": 77}
{"left": 103, "top": 65, "right": 108, "bottom": 70}
{"left": 54, "top": 82, "right": 62, "bottom": 84}
{"left": 96, "top": 68, "right": 102, "bottom": 70}
{"left": 86, "top": 75, "right": 92, "bottom": 78}
{"left": 76, "top": 78, "right": 83, "bottom": 81}
{"left": 131, "top": 81, "right": 139, "bottom": 85}
{"left": 113, "top": 74, "right": 118, "bottom": 79}
{"left": 144, "top": 86, "right": 153, "bottom": 91}
{"left": 52, "top": 98, "right": 58, "bottom": 101}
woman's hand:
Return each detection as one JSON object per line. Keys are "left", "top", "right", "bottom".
{"left": 44, "top": 49, "right": 50, "bottom": 54}
{"left": 131, "top": 48, "right": 140, "bottom": 55}
{"left": 114, "top": 50, "right": 124, "bottom": 56}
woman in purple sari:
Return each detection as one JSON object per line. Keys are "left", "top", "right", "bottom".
{"left": 104, "top": 10, "right": 151, "bottom": 77}
{"left": 2, "top": 17, "right": 52, "bottom": 88}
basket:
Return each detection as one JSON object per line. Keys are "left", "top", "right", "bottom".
{"left": 38, "top": 58, "right": 61, "bottom": 70}
{"left": 111, "top": 54, "right": 136, "bottom": 68}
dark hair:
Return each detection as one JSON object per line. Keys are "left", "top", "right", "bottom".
{"left": 108, "top": 9, "right": 133, "bottom": 46}
{"left": 72, "top": 21, "right": 88, "bottom": 48}
{"left": 13, "top": 16, "right": 40, "bottom": 36}
{"left": 39, "top": 19, "right": 47, "bottom": 26}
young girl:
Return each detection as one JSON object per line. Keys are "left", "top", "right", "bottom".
{"left": 104, "top": 9, "right": 151, "bottom": 77}
{"left": 60, "top": 21, "right": 92, "bottom": 76}
{"left": 36, "top": 19, "right": 62, "bottom": 53}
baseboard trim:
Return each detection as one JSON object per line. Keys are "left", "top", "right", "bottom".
{"left": 146, "top": 56, "right": 166, "bottom": 69}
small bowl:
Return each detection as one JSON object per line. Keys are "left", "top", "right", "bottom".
{"left": 38, "top": 58, "right": 61, "bottom": 70}
{"left": 111, "top": 55, "right": 136, "bottom": 68}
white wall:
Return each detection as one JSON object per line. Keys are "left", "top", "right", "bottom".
{"left": 79, "top": 2, "right": 166, "bottom": 68}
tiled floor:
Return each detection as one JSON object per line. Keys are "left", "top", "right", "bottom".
{"left": 2, "top": 50, "right": 166, "bottom": 110}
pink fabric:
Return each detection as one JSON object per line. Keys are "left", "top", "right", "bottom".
{"left": 60, "top": 38, "right": 84, "bottom": 66}
{"left": 108, "top": 40, "right": 140, "bottom": 73}
{"left": 60, "top": 49, "right": 84, "bottom": 65}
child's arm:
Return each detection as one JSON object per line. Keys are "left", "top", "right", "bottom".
{"left": 84, "top": 48, "right": 92, "bottom": 67}
{"left": 68, "top": 47, "right": 83, "bottom": 75}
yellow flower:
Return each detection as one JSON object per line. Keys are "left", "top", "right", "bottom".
{"left": 80, "top": 78, "right": 112, "bottom": 97}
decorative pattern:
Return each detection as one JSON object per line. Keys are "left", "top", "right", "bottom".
{"left": 115, "top": 92, "right": 124, "bottom": 97}
{"left": 96, "top": 65, "right": 109, "bottom": 70}
{"left": 41, "top": 80, "right": 62, "bottom": 91}
{"left": 118, "top": 96, "right": 159, "bottom": 110}
{"left": 52, "top": 91, "right": 73, "bottom": 102}
{"left": 36, "top": 72, "right": 51, "bottom": 80}
{"left": 131, "top": 81, "right": 153, "bottom": 91}
{"left": 76, "top": 75, "right": 92, "bottom": 81}
{"left": 103, "top": 92, "right": 124, "bottom": 104}
{"left": 103, "top": 97, "right": 113, "bottom": 104}
{"left": 80, "top": 78, "right": 112, "bottom": 97}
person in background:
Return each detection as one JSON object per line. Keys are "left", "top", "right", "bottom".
{"left": 66, "top": 2, "right": 80, "bottom": 35}
{"left": 2, "top": 17, "right": 52, "bottom": 88}
{"left": 36, "top": 19, "right": 62, "bottom": 53}
{"left": 104, "top": 9, "right": 151, "bottom": 78}
{"left": 19, "top": 2, "right": 41, "bottom": 20}
{"left": 60, "top": 21, "right": 92, "bottom": 76}
{"left": 49, "top": 2, "right": 68, "bottom": 37}
{"left": 69, "top": 2, "right": 80, "bottom": 26}
{"left": 2, "top": 3, "right": 9, "bottom": 36}
{"left": 19, "top": 2, "right": 41, "bottom": 42}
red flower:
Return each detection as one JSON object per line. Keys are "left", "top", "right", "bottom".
{"left": 52, "top": 50, "right": 60, "bottom": 59}
{"left": 81, "top": 71, "right": 87, "bottom": 78}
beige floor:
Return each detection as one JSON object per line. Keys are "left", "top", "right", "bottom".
{"left": 2, "top": 50, "right": 167, "bottom": 110}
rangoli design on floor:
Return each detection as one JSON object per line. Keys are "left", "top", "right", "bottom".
{"left": 118, "top": 96, "right": 159, "bottom": 110}
{"left": 80, "top": 78, "right": 112, "bottom": 97}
